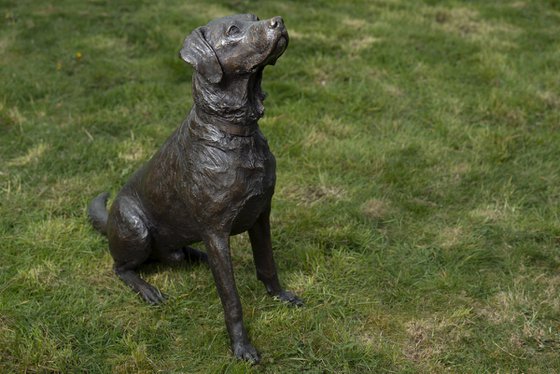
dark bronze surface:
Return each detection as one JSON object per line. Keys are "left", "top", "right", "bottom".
{"left": 88, "top": 14, "right": 302, "bottom": 363}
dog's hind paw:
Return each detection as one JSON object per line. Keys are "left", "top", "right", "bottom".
{"left": 275, "top": 290, "right": 304, "bottom": 307}
{"left": 139, "top": 284, "right": 166, "bottom": 305}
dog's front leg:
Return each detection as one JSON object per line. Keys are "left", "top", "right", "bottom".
{"left": 202, "top": 232, "right": 260, "bottom": 363}
{"left": 248, "top": 209, "right": 303, "bottom": 307}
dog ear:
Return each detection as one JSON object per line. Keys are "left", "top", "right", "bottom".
{"left": 180, "top": 27, "right": 223, "bottom": 84}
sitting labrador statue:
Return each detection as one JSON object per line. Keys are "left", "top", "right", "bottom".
{"left": 88, "top": 14, "right": 302, "bottom": 363}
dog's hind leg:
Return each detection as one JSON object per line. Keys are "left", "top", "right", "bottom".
{"left": 114, "top": 265, "right": 165, "bottom": 305}
{"left": 202, "top": 232, "right": 260, "bottom": 363}
{"left": 108, "top": 198, "right": 165, "bottom": 305}
{"left": 182, "top": 246, "right": 208, "bottom": 263}
{"left": 248, "top": 209, "right": 303, "bottom": 307}
{"left": 157, "top": 246, "right": 208, "bottom": 265}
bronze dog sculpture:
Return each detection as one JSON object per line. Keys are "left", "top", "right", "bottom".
{"left": 88, "top": 14, "right": 302, "bottom": 363}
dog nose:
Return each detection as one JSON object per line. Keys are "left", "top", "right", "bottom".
{"left": 269, "top": 16, "right": 284, "bottom": 29}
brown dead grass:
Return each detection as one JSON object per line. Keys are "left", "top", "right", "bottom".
{"left": 118, "top": 139, "right": 148, "bottom": 162}
{"left": 281, "top": 184, "right": 347, "bottom": 206}
{"left": 474, "top": 274, "right": 560, "bottom": 355}
{"left": 438, "top": 226, "right": 464, "bottom": 249}
{"left": 429, "top": 7, "right": 520, "bottom": 49}
{"left": 8, "top": 142, "right": 49, "bottom": 167}
{"left": 361, "top": 199, "right": 390, "bottom": 221}
{"left": 404, "top": 308, "right": 474, "bottom": 369}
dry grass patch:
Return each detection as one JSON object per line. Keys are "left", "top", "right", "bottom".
{"left": 476, "top": 291, "right": 520, "bottom": 325}
{"left": 469, "top": 201, "right": 518, "bottom": 223}
{"left": 537, "top": 90, "right": 560, "bottom": 109}
{"left": 429, "top": 6, "right": 521, "bottom": 49}
{"left": 304, "top": 128, "right": 329, "bottom": 147}
{"left": 343, "top": 35, "right": 382, "bottom": 56}
{"left": 476, "top": 273, "right": 560, "bottom": 344}
{"left": 281, "top": 184, "right": 348, "bottom": 206}
{"left": 361, "top": 198, "right": 390, "bottom": 221}
{"left": 14, "top": 260, "right": 61, "bottom": 290}
{"left": 303, "top": 117, "right": 353, "bottom": 147}
{"left": 342, "top": 17, "right": 368, "bottom": 30}
{"left": 4, "top": 106, "right": 25, "bottom": 127}
{"left": 437, "top": 226, "right": 464, "bottom": 249}
{"left": 178, "top": 3, "right": 230, "bottom": 20}
{"left": 404, "top": 308, "right": 474, "bottom": 368}
{"left": 25, "top": 217, "right": 79, "bottom": 245}
{"left": 7, "top": 142, "right": 49, "bottom": 167}
{"left": 118, "top": 138, "right": 149, "bottom": 162}
{"left": 382, "top": 83, "right": 404, "bottom": 98}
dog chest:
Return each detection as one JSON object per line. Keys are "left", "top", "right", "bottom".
{"left": 183, "top": 131, "right": 276, "bottom": 225}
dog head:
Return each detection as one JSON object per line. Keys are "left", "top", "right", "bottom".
{"left": 180, "top": 14, "right": 288, "bottom": 84}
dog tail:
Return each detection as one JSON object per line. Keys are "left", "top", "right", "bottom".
{"left": 88, "top": 192, "right": 110, "bottom": 236}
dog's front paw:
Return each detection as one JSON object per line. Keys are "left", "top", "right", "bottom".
{"left": 233, "top": 341, "right": 260, "bottom": 364}
{"left": 276, "top": 290, "right": 304, "bottom": 307}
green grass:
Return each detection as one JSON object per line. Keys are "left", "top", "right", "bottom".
{"left": 2, "top": 0, "right": 560, "bottom": 372}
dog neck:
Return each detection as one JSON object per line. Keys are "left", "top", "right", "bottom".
{"left": 191, "top": 68, "right": 266, "bottom": 128}
{"left": 192, "top": 107, "right": 258, "bottom": 137}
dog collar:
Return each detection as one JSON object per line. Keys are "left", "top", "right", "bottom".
{"left": 212, "top": 120, "right": 259, "bottom": 137}
{"left": 194, "top": 110, "right": 258, "bottom": 137}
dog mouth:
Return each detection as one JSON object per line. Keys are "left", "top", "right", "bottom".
{"left": 275, "top": 35, "right": 288, "bottom": 55}
{"left": 267, "top": 34, "right": 288, "bottom": 66}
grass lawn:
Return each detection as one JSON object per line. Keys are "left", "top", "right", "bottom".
{"left": 2, "top": 0, "right": 560, "bottom": 372}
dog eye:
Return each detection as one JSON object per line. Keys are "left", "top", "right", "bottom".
{"left": 226, "top": 25, "right": 241, "bottom": 36}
